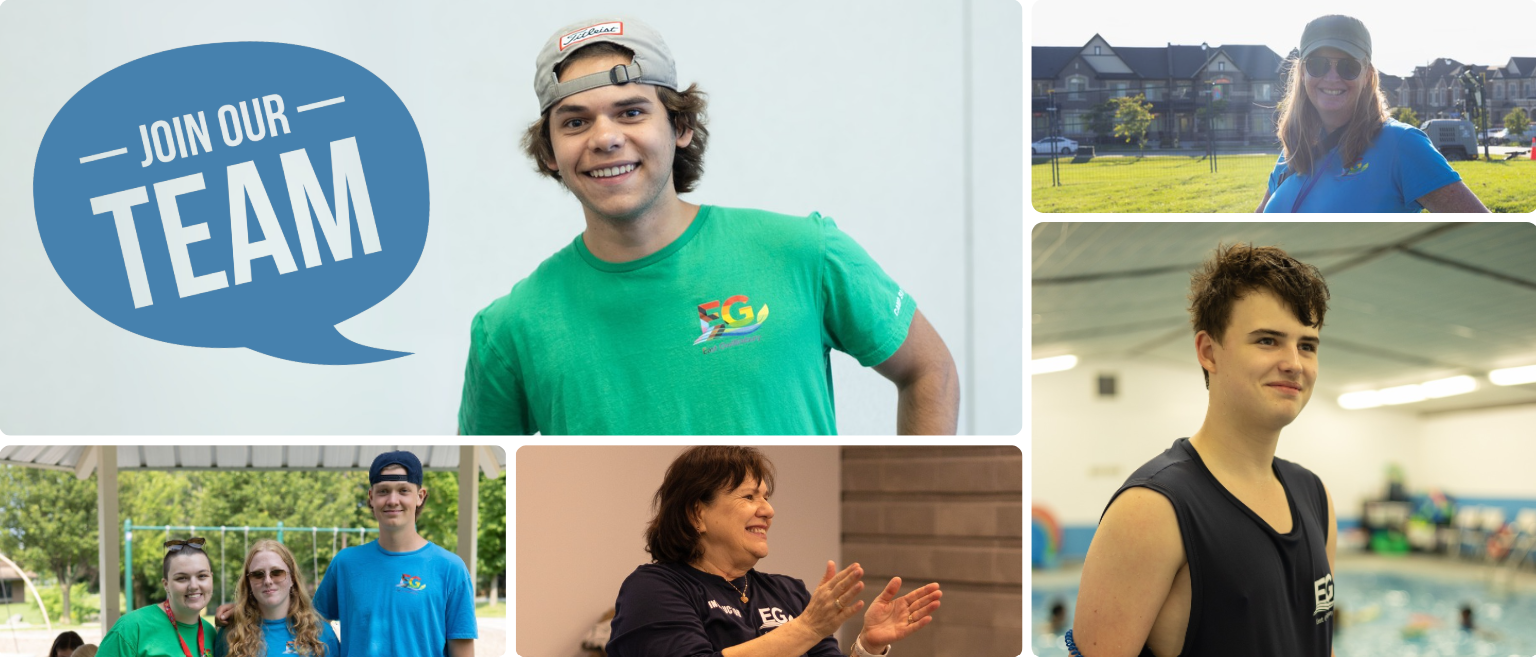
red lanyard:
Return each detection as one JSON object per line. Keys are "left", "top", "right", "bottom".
{"left": 160, "top": 601, "right": 205, "bottom": 657}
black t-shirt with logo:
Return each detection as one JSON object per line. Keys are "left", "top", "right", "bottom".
{"left": 1103, "top": 438, "right": 1334, "bottom": 657}
{"left": 608, "top": 561, "right": 842, "bottom": 657}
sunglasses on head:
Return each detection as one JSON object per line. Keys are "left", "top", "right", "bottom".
{"left": 1305, "top": 55, "right": 1363, "bottom": 81}
{"left": 164, "top": 537, "right": 207, "bottom": 553}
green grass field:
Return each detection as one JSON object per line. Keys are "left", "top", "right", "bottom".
{"left": 1031, "top": 154, "right": 1536, "bottom": 213}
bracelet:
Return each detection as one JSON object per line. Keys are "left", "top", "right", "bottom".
{"left": 1064, "top": 628, "right": 1085, "bottom": 657}
{"left": 852, "top": 636, "right": 890, "bottom": 657}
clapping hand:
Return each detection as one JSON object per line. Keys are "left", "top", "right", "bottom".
{"left": 799, "top": 561, "right": 867, "bottom": 638}
{"left": 858, "top": 577, "right": 942, "bottom": 652}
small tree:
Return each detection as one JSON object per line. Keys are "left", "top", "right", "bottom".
{"left": 1504, "top": 107, "right": 1530, "bottom": 140}
{"left": 1390, "top": 106, "right": 1420, "bottom": 127}
{"left": 1111, "top": 95, "right": 1155, "bottom": 156}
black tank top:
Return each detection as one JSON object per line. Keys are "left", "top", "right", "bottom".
{"left": 1102, "top": 438, "right": 1334, "bottom": 657}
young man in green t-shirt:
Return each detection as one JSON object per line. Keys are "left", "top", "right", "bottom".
{"left": 457, "top": 17, "right": 959, "bottom": 435}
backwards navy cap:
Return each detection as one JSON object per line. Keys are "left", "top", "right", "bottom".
{"left": 369, "top": 450, "right": 423, "bottom": 487}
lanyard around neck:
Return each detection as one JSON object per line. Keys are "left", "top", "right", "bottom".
{"left": 160, "top": 601, "right": 205, "bottom": 657}
{"left": 1290, "top": 129, "right": 1345, "bottom": 213}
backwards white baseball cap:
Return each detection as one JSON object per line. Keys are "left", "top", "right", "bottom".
{"left": 533, "top": 18, "right": 679, "bottom": 113}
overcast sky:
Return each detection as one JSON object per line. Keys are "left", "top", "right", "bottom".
{"left": 1031, "top": 0, "right": 1536, "bottom": 79}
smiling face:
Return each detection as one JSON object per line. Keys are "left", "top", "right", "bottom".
{"left": 246, "top": 549, "right": 292, "bottom": 614}
{"left": 545, "top": 52, "right": 694, "bottom": 224}
{"left": 1198, "top": 287, "right": 1320, "bottom": 431}
{"left": 368, "top": 465, "right": 427, "bottom": 529}
{"left": 162, "top": 551, "right": 213, "bottom": 618}
{"left": 692, "top": 478, "right": 774, "bottom": 573}
{"left": 1303, "top": 47, "right": 1366, "bottom": 130}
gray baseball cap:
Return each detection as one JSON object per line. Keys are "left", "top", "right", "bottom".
{"left": 533, "top": 18, "right": 679, "bottom": 113}
{"left": 1300, "top": 15, "right": 1370, "bottom": 61}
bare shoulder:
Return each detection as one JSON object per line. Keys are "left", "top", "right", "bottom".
{"left": 1072, "top": 487, "right": 1187, "bottom": 657}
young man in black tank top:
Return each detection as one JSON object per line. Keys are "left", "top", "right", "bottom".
{"left": 1069, "top": 244, "right": 1339, "bottom": 657}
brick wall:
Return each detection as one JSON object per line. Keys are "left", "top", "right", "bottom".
{"left": 840, "top": 446, "right": 1023, "bottom": 657}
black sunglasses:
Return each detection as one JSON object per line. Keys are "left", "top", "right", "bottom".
{"left": 1305, "top": 55, "right": 1362, "bottom": 81}
{"left": 164, "top": 537, "right": 207, "bottom": 552}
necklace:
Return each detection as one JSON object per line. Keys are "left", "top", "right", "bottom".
{"left": 724, "top": 573, "right": 749, "bottom": 603}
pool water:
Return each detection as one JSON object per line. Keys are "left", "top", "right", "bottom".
{"left": 1030, "top": 569, "right": 1536, "bottom": 656}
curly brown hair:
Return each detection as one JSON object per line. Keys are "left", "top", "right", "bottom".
{"left": 521, "top": 41, "right": 709, "bottom": 193}
{"left": 1187, "top": 243, "right": 1330, "bottom": 389}
{"left": 224, "top": 540, "right": 330, "bottom": 657}
{"left": 645, "top": 447, "right": 776, "bottom": 565}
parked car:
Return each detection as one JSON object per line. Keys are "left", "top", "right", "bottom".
{"left": 1032, "top": 137, "right": 1078, "bottom": 155}
{"left": 1419, "top": 119, "right": 1478, "bottom": 160}
{"left": 1479, "top": 128, "right": 1507, "bottom": 146}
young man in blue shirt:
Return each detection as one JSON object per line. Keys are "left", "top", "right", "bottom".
{"left": 215, "top": 451, "right": 478, "bottom": 657}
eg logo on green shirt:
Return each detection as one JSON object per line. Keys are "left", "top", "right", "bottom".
{"left": 695, "top": 294, "right": 769, "bottom": 346}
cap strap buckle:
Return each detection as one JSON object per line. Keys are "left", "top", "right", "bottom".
{"left": 547, "top": 62, "right": 645, "bottom": 110}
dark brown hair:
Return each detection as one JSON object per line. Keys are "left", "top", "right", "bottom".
{"left": 48, "top": 631, "right": 84, "bottom": 657}
{"left": 160, "top": 540, "right": 213, "bottom": 580}
{"left": 645, "top": 447, "right": 776, "bottom": 565}
{"left": 1188, "top": 243, "right": 1331, "bottom": 389}
{"left": 522, "top": 41, "right": 710, "bottom": 193}
{"left": 1274, "top": 53, "right": 1389, "bottom": 176}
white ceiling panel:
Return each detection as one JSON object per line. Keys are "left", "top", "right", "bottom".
{"left": 1033, "top": 222, "right": 1536, "bottom": 415}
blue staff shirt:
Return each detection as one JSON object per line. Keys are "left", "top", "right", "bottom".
{"left": 1263, "top": 119, "right": 1461, "bottom": 213}
{"left": 312, "top": 540, "right": 478, "bottom": 657}
{"left": 213, "top": 617, "right": 342, "bottom": 657}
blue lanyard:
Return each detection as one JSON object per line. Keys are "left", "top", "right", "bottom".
{"left": 1290, "top": 148, "right": 1339, "bottom": 213}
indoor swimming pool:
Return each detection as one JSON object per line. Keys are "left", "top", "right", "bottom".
{"left": 1030, "top": 559, "right": 1536, "bottom": 656}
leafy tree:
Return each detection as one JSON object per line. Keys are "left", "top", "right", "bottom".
{"left": 477, "top": 472, "right": 507, "bottom": 603}
{"left": 1504, "top": 107, "right": 1530, "bottom": 139}
{"left": 1084, "top": 101, "right": 1116, "bottom": 144}
{"left": 0, "top": 466, "right": 99, "bottom": 623}
{"left": 1111, "top": 95, "right": 1155, "bottom": 155}
{"left": 1391, "top": 106, "right": 1420, "bottom": 127}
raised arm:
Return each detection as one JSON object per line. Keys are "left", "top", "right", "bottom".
{"left": 1072, "top": 487, "right": 1186, "bottom": 657}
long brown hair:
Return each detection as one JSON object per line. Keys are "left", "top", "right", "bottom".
{"left": 1275, "top": 54, "right": 1389, "bottom": 175}
{"left": 224, "top": 540, "right": 329, "bottom": 657}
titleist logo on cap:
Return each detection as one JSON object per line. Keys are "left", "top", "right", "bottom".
{"left": 561, "top": 22, "right": 623, "bottom": 51}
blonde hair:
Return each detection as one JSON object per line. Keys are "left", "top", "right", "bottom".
{"left": 224, "top": 540, "right": 329, "bottom": 657}
{"left": 1275, "top": 54, "right": 1389, "bottom": 175}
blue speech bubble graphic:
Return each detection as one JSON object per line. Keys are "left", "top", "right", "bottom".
{"left": 34, "top": 42, "right": 428, "bottom": 365}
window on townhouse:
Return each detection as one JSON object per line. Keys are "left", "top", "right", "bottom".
{"left": 1114, "top": 82, "right": 1128, "bottom": 98}
{"left": 1495, "top": 83, "right": 1504, "bottom": 100}
{"left": 1067, "top": 75, "right": 1088, "bottom": 101}
{"left": 1255, "top": 83, "right": 1271, "bottom": 101}
{"left": 1094, "top": 46, "right": 1101, "bottom": 55}
{"left": 1218, "top": 62, "right": 1225, "bottom": 71}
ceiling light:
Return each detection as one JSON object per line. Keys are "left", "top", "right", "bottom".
{"left": 1032, "top": 355, "right": 1077, "bottom": 375}
{"left": 1338, "top": 390, "right": 1382, "bottom": 410}
{"left": 1421, "top": 375, "right": 1476, "bottom": 398}
{"left": 1378, "top": 384, "right": 1426, "bottom": 405}
{"left": 1489, "top": 365, "right": 1536, "bottom": 386}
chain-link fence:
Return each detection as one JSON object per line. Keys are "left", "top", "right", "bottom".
{"left": 1032, "top": 84, "right": 1283, "bottom": 189}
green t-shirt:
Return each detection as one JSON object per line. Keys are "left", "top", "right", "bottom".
{"left": 458, "top": 205, "right": 915, "bottom": 435}
{"left": 98, "top": 604, "right": 217, "bottom": 657}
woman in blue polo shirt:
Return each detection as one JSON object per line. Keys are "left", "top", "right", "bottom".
{"left": 1257, "top": 15, "right": 1488, "bottom": 213}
